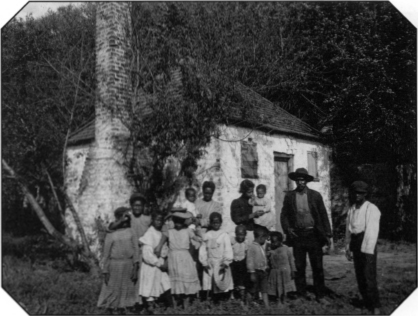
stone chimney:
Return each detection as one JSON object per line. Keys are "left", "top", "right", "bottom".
{"left": 68, "top": 2, "right": 133, "bottom": 251}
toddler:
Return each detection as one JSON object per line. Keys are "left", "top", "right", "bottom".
{"left": 250, "top": 184, "right": 275, "bottom": 231}
{"left": 267, "top": 232, "right": 296, "bottom": 304}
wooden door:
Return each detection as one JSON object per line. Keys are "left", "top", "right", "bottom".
{"left": 274, "top": 154, "right": 292, "bottom": 232}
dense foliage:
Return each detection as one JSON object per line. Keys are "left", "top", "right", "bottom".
{"left": 2, "top": 4, "right": 96, "bottom": 233}
{"left": 125, "top": 1, "right": 416, "bottom": 210}
{"left": 1, "top": 2, "right": 416, "bottom": 235}
{"left": 129, "top": 2, "right": 416, "bottom": 165}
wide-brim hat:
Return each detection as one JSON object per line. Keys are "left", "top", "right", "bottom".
{"left": 165, "top": 207, "right": 187, "bottom": 220}
{"left": 350, "top": 181, "right": 368, "bottom": 193}
{"left": 129, "top": 192, "right": 147, "bottom": 204}
{"left": 171, "top": 211, "right": 192, "bottom": 219}
{"left": 114, "top": 206, "right": 130, "bottom": 218}
{"left": 288, "top": 168, "right": 314, "bottom": 182}
{"left": 213, "top": 263, "right": 232, "bottom": 292}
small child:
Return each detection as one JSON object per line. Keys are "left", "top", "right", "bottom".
{"left": 199, "top": 212, "right": 234, "bottom": 300}
{"left": 185, "top": 188, "right": 198, "bottom": 215}
{"left": 230, "top": 224, "right": 250, "bottom": 306}
{"left": 247, "top": 226, "right": 270, "bottom": 309}
{"left": 97, "top": 207, "right": 139, "bottom": 314}
{"left": 267, "top": 232, "right": 296, "bottom": 304}
{"left": 184, "top": 188, "right": 199, "bottom": 230}
{"left": 164, "top": 211, "right": 202, "bottom": 308}
{"left": 250, "top": 184, "right": 275, "bottom": 231}
{"left": 139, "top": 211, "right": 171, "bottom": 312}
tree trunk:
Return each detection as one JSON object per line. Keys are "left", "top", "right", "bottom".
{"left": 64, "top": 191, "right": 93, "bottom": 257}
{"left": 2, "top": 159, "right": 75, "bottom": 246}
{"left": 45, "top": 168, "right": 68, "bottom": 230}
{"left": 2, "top": 159, "right": 99, "bottom": 274}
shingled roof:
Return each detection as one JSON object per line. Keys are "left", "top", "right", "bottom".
{"left": 232, "top": 83, "right": 319, "bottom": 139}
{"left": 67, "top": 120, "right": 95, "bottom": 146}
{"left": 68, "top": 81, "right": 319, "bottom": 146}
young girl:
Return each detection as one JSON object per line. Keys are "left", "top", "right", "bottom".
{"left": 97, "top": 207, "right": 139, "bottom": 313}
{"left": 199, "top": 212, "right": 234, "bottom": 300}
{"left": 139, "top": 211, "right": 171, "bottom": 312}
{"left": 164, "top": 211, "right": 202, "bottom": 308}
{"left": 250, "top": 184, "right": 275, "bottom": 231}
{"left": 267, "top": 232, "right": 296, "bottom": 304}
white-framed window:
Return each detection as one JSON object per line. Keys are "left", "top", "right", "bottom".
{"left": 241, "top": 139, "right": 258, "bottom": 179}
{"left": 307, "top": 151, "right": 319, "bottom": 181}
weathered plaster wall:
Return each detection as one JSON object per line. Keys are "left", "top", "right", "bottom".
{"left": 65, "top": 145, "right": 90, "bottom": 203}
{"left": 196, "top": 125, "right": 332, "bottom": 235}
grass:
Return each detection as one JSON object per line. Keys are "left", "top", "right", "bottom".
{"left": 2, "top": 234, "right": 416, "bottom": 315}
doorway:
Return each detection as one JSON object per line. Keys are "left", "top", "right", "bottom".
{"left": 274, "top": 152, "right": 293, "bottom": 232}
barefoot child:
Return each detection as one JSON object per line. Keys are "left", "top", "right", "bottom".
{"left": 199, "top": 212, "right": 234, "bottom": 301}
{"left": 97, "top": 207, "right": 139, "bottom": 314}
{"left": 247, "top": 226, "right": 270, "bottom": 309}
{"left": 139, "top": 211, "right": 171, "bottom": 312}
{"left": 250, "top": 184, "right": 275, "bottom": 231}
{"left": 267, "top": 232, "right": 296, "bottom": 304}
{"left": 164, "top": 210, "right": 202, "bottom": 308}
{"left": 230, "top": 224, "right": 250, "bottom": 306}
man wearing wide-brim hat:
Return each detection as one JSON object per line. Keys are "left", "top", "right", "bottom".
{"left": 280, "top": 168, "right": 332, "bottom": 303}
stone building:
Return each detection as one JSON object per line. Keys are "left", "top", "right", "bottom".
{"left": 65, "top": 2, "right": 332, "bottom": 250}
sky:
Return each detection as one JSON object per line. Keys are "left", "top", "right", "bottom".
{"left": 1, "top": 0, "right": 418, "bottom": 315}
{"left": 1, "top": 1, "right": 418, "bottom": 27}
{"left": 15, "top": 2, "right": 82, "bottom": 19}
{"left": 1, "top": 1, "right": 82, "bottom": 24}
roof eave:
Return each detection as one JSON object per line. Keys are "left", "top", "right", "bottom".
{"left": 226, "top": 118, "right": 321, "bottom": 142}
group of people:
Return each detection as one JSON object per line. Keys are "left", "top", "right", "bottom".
{"left": 97, "top": 167, "right": 382, "bottom": 315}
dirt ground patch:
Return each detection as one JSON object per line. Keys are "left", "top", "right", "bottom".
{"left": 301, "top": 247, "right": 417, "bottom": 315}
{"left": 3, "top": 239, "right": 416, "bottom": 315}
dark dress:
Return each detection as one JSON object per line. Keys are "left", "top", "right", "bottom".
{"left": 97, "top": 228, "right": 139, "bottom": 309}
{"left": 230, "top": 195, "right": 255, "bottom": 231}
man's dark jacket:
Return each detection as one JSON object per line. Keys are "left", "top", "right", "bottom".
{"left": 281, "top": 188, "right": 332, "bottom": 247}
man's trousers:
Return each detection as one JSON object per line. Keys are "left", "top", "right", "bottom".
{"left": 350, "top": 232, "right": 381, "bottom": 309}
{"left": 292, "top": 229, "right": 326, "bottom": 299}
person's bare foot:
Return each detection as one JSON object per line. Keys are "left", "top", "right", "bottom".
{"left": 240, "top": 301, "right": 248, "bottom": 311}
{"left": 316, "top": 297, "right": 331, "bottom": 305}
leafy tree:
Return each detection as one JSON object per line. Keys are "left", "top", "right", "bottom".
{"left": 2, "top": 2, "right": 415, "bottom": 242}
{"left": 2, "top": 4, "right": 97, "bottom": 267}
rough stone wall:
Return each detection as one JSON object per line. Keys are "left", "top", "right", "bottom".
{"left": 65, "top": 2, "right": 133, "bottom": 253}
{"left": 197, "top": 125, "right": 332, "bottom": 235}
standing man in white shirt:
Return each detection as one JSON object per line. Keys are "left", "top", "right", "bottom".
{"left": 345, "top": 181, "right": 381, "bottom": 315}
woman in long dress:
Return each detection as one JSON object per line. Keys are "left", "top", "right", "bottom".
{"left": 97, "top": 207, "right": 139, "bottom": 313}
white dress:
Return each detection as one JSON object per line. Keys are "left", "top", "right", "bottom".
{"left": 139, "top": 226, "right": 171, "bottom": 299}
{"left": 199, "top": 229, "right": 234, "bottom": 293}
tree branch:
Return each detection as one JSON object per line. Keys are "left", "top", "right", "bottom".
{"left": 2, "top": 159, "right": 75, "bottom": 248}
